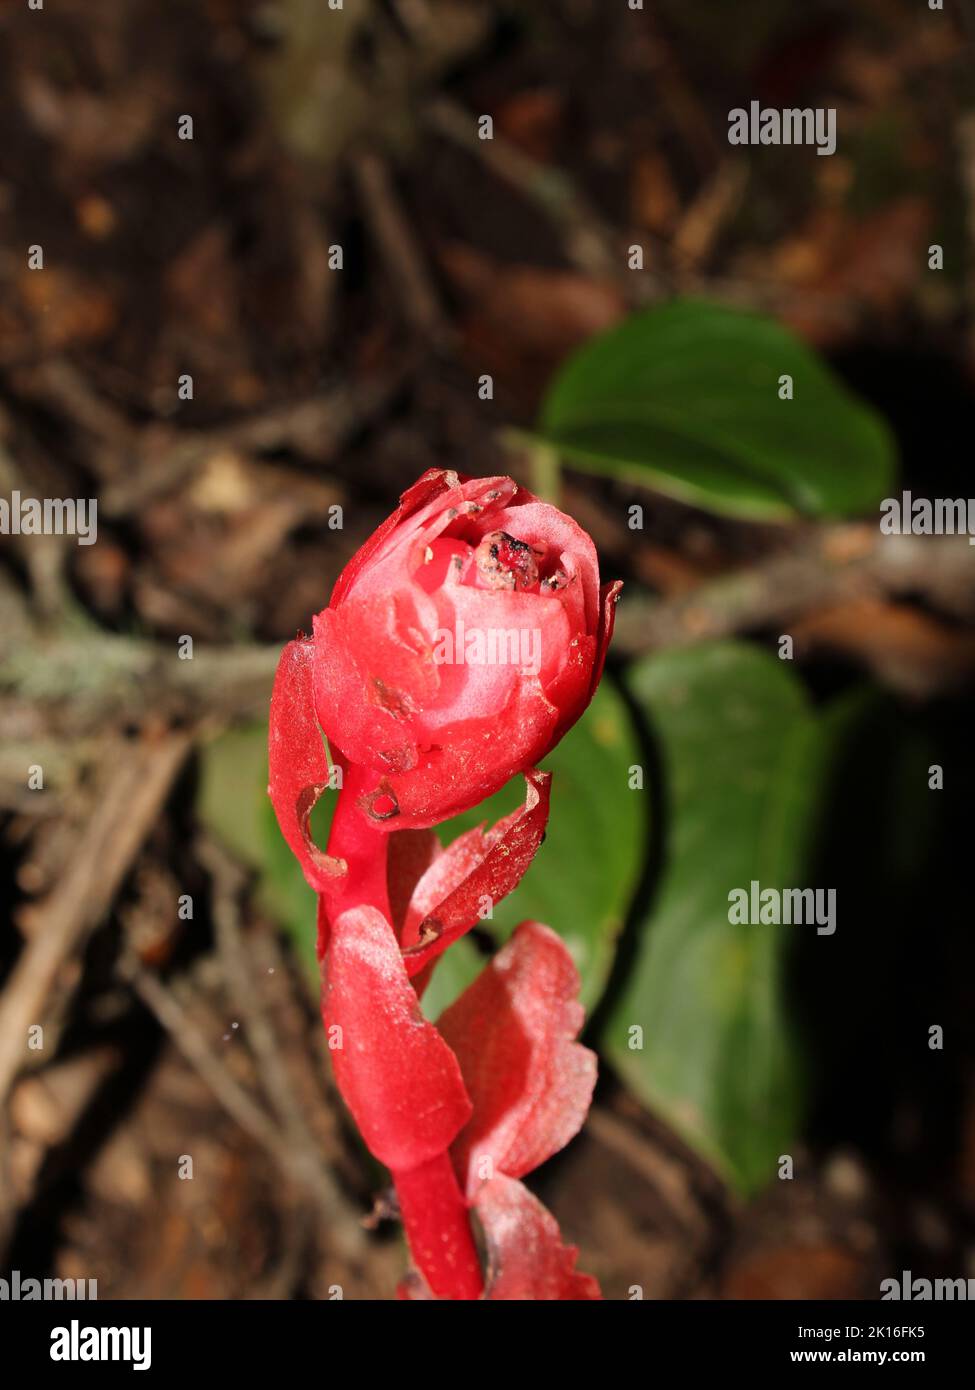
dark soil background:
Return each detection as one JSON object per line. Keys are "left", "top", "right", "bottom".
{"left": 1, "top": 0, "right": 973, "bottom": 1300}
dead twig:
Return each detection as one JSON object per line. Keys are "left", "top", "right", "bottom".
{"left": 0, "top": 732, "right": 191, "bottom": 1104}
{"left": 116, "top": 946, "right": 365, "bottom": 1260}
{"left": 0, "top": 619, "right": 280, "bottom": 733}
{"left": 101, "top": 370, "right": 410, "bottom": 518}
{"left": 425, "top": 96, "right": 625, "bottom": 286}
{"left": 353, "top": 150, "right": 451, "bottom": 346}
{"left": 198, "top": 834, "right": 364, "bottom": 1256}
{"left": 613, "top": 524, "right": 975, "bottom": 685}
{"left": 1, "top": 1047, "right": 122, "bottom": 1255}
{"left": 7, "top": 356, "right": 411, "bottom": 517}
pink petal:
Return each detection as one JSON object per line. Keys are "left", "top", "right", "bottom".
{"left": 313, "top": 590, "right": 560, "bottom": 831}
{"left": 590, "top": 580, "right": 623, "bottom": 701}
{"left": 332, "top": 471, "right": 518, "bottom": 606}
{"left": 476, "top": 1174, "right": 602, "bottom": 1300}
{"left": 312, "top": 593, "right": 440, "bottom": 776}
{"left": 399, "top": 824, "right": 493, "bottom": 953}
{"left": 329, "top": 468, "right": 457, "bottom": 607}
{"left": 488, "top": 500, "right": 600, "bottom": 634}
{"left": 267, "top": 639, "right": 347, "bottom": 896}
{"left": 428, "top": 584, "right": 572, "bottom": 721}
{"left": 387, "top": 828, "right": 441, "bottom": 942}
{"left": 387, "top": 684, "right": 558, "bottom": 828}
{"left": 547, "top": 632, "right": 597, "bottom": 742}
{"left": 401, "top": 770, "right": 552, "bottom": 975}
{"left": 322, "top": 905, "right": 472, "bottom": 1172}
{"left": 438, "top": 921, "right": 596, "bottom": 1194}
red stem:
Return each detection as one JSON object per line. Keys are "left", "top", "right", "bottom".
{"left": 394, "top": 1153, "right": 484, "bottom": 1300}
{"left": 324, "top": 765, "right": 484, "bottom": 1299}
{"left": 325, "top": 762, "right": 392, "bottom": 923}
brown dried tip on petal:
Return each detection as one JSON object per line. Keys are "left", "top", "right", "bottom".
{"left": 542, "top": 566, "right": 570, "bottom": 591}
{"left": 414, "top": 918, "right": 442, "bottom": 948}
{"left": 475, "top": 530, "right": 542, "bottom": 591}
{"left": 296, "top": 784, "right": 348, "bottom": 879}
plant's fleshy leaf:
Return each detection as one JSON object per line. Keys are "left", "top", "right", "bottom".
{"left": 387, "top": 828, "right": 440, "bottom": 941}
{"left": 476, "top": 1174, "right": 601, "bottom": 1301}
{"left": 591, "top": 580, "right": 623, "bottom": 701}
{"left": 546, "top": 578, "right": 622, "bottom": 746}
{"left": 438, "top": 921, "right": 596, "bottom": 1195}
{"left": 267, "top": 638, "right": 346, "bottom": 896}
{"left": 397, "top": 1173, "right": 601, "bottom": 1302}
{"left": 312, "top": 589, "right": 441, "bottom": 780}
{"left": 400, "top": 823, "right": 492, "bottom": 950}
{"left": 322, "top": 905, "right": 472, "bottom": 1172}
{"left": 442, "top": 680, "right": 644, "bottom": 1012}
{"left": 329, "top": 468, "right": 462, "bottom": 607}
{"left": 400, "top": 770, "right": 552, "bottom": 975}
{"left": 314, "top": 603, "right": 560, "bottom": 832}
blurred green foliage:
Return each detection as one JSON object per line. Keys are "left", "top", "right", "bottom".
{"left": 535, "top": 300, "right": 897, "bottom": 519}
{"left": 602, "top": 642, "right": 827, "bottom": 1193}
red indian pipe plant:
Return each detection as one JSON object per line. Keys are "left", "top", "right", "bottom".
{"left": 268, "top": 468, "right": 621, "bottom": 1299}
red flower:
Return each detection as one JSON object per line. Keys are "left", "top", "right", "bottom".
{"left": 267, "top": 469, "right": 620, "bottom": 1300}
{"left": 310, "top": 469, "right": 619, "bottom": 829}
{"left": 324, "top": 897, "right": 600, "bottom": 1300}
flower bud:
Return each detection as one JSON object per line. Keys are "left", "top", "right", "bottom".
{"left": 311, "top": 470, "right": 620, "bottom": 828}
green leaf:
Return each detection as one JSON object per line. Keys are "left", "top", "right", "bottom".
{"left": 603, "top": 643, "right": 826, "bottom": 1193}
{"left": 197, "top": 725, "right": 270, "bottom": 869}
{"left": 443, "top": 679, "right": 645, "bottom": 1012}
{"left": 535, "top": 299, "right": 896, "bottom": 520}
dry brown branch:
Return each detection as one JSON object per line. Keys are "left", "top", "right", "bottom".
{"left": 116, "top": 946, "right": 365, "bottom": 1260}
{"left": 425, "top": 96, "right": 624, "bottom": 284}
{"left": 198, "top": 835, "right": 365, "bottom": 1257}
{"left": 353, "top": 150, "right": 451, "bottom": 345}
{"left": 0, "top": 732, "right": 191, "bottom": 1103}
{"left": 0, "top": 604, "right": 280, "bottom": 733}
{"left": 612, "top": 523, "right": 975, "bottom": 693}
{"left": 8, "top": 357, "right": 411, "bottom": 518}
